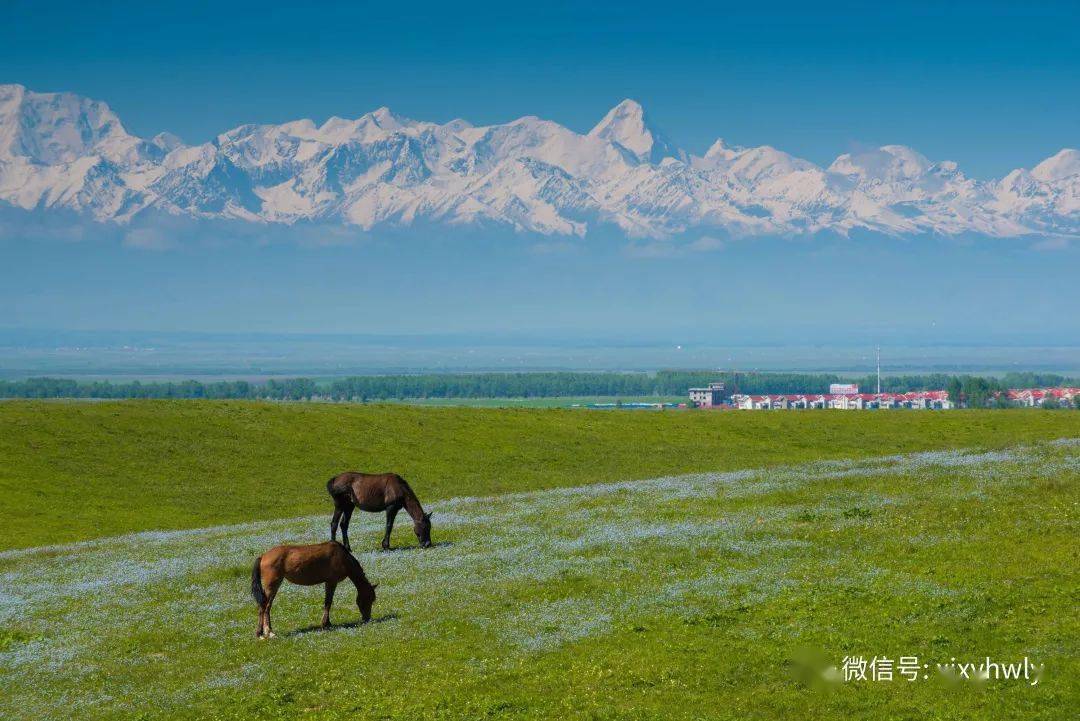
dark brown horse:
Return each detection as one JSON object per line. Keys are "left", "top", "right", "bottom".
{"left": 250, "top": 541, "right": 377, "bottom": 639}
{"left": 328, "top": 472, "right": 432, "bottom": 551}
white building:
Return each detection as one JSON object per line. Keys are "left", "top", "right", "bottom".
{"left": 688, "top": 382, "right": 725, "bottom": 407}
{"left": 731, "top": 390, "right": 953, "bottom": 410}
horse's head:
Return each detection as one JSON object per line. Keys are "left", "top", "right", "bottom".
{"left": 414, "top": 512, "right": 433, "bottom": 548}
{"left": 357, "top": 582, "right": 377, "bottom": 622}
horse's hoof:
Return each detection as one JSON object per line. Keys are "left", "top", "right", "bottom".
{"left": 257, "top": 635, "right": 266, "bottom": 641}
{"left": 267, "top": 631, "right": 276, "bottom": 638}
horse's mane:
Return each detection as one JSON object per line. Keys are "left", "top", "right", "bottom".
{"left": 343, "top": 548, "right": 370, "bottom": 585}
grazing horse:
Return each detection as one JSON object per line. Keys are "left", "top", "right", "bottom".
{"left": 250, "top": 541, "right": 377, "bottom": 639}
{"left": 327, "top": 472, "right": 433, "bottom": 551}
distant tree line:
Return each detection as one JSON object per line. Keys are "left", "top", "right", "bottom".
{"left": 0, "top": 370, "right": 1076, "bottom": 405}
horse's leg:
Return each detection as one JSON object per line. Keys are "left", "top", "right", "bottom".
{"left": 339, "top": 505, "right": 355, "bottom": 552}
{"left": 256, "top": 567, "right": 271, "bottom": 639}
{"left": 322, "top": 581, "right": 337, "bottom": 628}
{"left": 257, "top": 602, "right": 266, "bottom": 639}
{"left": 330, "top": 505, "right": 343, "bottom": 543}
{"left": 264, "top": 579, "right": 282, "bottom": 638}
{"left": 382, "top": 504, "right": 401, "bottom": 550}
{"left": 257, "top": 597, "right": 270, "bottom": 639}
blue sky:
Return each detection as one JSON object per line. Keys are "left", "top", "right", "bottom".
{"left": 4, "top": 0, "right": 1079, "bottom": 178}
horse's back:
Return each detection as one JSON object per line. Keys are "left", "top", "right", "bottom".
{"left": 329, "top": 471, "right": 395, "bottom": 492}
{"left": 267, "top": 541, "right": 351, "bottom": 585}
{"left": 328, "top": 471, "right": 405, "bottom": 508}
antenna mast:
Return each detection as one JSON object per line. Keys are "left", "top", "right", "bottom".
{"left": 876, "top": 345, "right": 881, "bottom": 394}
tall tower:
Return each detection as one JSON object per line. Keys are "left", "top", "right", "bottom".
{"left": 876, "top": 345, "right": 882, "bottom": 394}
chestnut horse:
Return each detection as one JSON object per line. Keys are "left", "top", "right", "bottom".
{"left": 327, "top": 472, "right": 433, "bottom": 551}
{"left": 250, "top": 541, "right": 377, "bottom": 639}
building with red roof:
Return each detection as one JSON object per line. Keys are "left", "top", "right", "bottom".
{"left": 730, "top": 390, "right": 953, "bottom": 410}
{"left": 1001, "top": 387, "right": 1079, "bottom": 407}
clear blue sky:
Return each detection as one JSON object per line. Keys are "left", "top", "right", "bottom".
{"left": 4, "top": 0, "right": 1078, "bottom": 178}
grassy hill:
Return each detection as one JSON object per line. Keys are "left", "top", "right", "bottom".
{"left": 1, "top": 432, "right": 1076, "bottom": 720}
{"left": 1, "top": 400, "right": 1078, "bottom": 549}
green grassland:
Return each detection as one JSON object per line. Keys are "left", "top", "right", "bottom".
{"left": 2, "top": 401, "right": 1079, "bottom": 549}
{"left": 0, "top": 402, "right": 1078, "bottom": 720}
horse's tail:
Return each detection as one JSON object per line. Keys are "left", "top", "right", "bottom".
{"left": 250, "top": 556, "right": 266, "bottom": 607}
{"left": 327, "top": 474, "right": 350, "bottom": 504}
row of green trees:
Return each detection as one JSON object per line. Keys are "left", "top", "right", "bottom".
{"left": 1, "top": 370, "right": 1076, "bottom": 403}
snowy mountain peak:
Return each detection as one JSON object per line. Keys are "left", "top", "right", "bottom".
{"left": 0, "top": 83, "right": 27, "bottom": 107}
{"left": 596, "top": 98, "right": 646, "bottom": 124}
{"left": 588, "top": 99, "right": 682, "bottom": 164}
{"left": 703, "top": 138, "right": 740, "bottom": 160}
{"left": 1032, "top": 148, "right": 1080, "bottom": 182}
{"left": 828, "top": 145, "right": 933, "bottom": 183}
{"left": 151, "top": 132, "right": 184, "bottom": 153}
{"left": 368, "top": 106, "right": 410, "bottom": 130}
{"left": 0, "top": 83, "right": 140, "bottom": 166}
{"left": 0, "top": 85, "right": 1078, "bottom": 241}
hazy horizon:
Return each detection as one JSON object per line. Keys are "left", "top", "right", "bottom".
{"left": 2, "top": 326, "right": 1077, "bottom": 380}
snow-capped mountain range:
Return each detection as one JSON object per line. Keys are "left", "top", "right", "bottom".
{"left": 2, "top": 83, "right": 1078, "bottom": 239}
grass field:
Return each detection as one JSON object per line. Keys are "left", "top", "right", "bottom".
{"left": 2, "top": 401, "right": 1079, "bottom": 550}
{"left": 0, "top": 402, "right": 1078, "bottom": 719}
